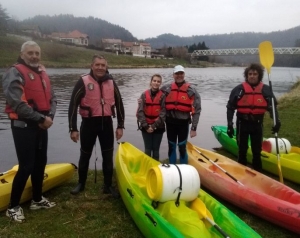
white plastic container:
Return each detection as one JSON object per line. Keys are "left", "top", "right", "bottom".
{"left": 146, "top": 164, "right": 200, "bottom": 202}
{"left": 262, "top": 138, "right": 291, "bottom": 154}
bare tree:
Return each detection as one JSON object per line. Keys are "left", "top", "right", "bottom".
{"left": 171, "top": 47, "right": 188, "bottom": 59}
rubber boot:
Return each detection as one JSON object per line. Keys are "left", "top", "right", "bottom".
{"left": 70, "top": 183, "right": 85, "bottom": 195}
{"left": 101, "top": 149, "right": 119, "bottom": 198}
{"left": 70, "top": 150, "right": 91, "bottom": 195}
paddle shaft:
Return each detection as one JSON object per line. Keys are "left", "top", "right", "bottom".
{"left": 206, "top": 216, "right": 230, "bottom": 238}
{"left": 269, "top": 76, "right": 284, "bottom": 183}
{"left": 194, "top": 147, "right": 244, "bottom": 186}
{"left": 259, "top": 41, "right": 283, "bottom": 183}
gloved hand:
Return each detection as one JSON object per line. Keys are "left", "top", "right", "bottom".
{"left": 227, "top": 124, "right": 234, "bottom": 138}
{"left": 272, "top": 120, "right": 281, "bottom": 134}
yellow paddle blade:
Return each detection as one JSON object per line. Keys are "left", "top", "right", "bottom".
{"left": 190, "top": 198, "right": 214, "bottom": 227}
{"left": 259, "top": 41, "right": 274, "bottom": 74}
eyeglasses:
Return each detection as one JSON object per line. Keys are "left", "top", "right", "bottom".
{"left": 175, "top": 72, "right": 184, "bottom": 75}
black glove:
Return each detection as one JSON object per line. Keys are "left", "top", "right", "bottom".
{"left": 227, "top": 124, "right": 234, "bottom": 138}
{"left": 272, "top": 120, "right": 281, "bottom": 134}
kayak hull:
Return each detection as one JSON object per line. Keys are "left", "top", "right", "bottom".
{"left": 116, "top": 142, "right": 261, "bottom": 238}
{"left": 187, "top": 142, "right": 300, "bottom": 234}
{"left": 211, "top": 125, "right": 300, "bottom": 184}
{"left": 0, "top": 163, "right": 76, "bottom": 212}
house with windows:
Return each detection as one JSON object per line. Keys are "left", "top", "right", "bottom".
{"left": 101, "top": 38, "right": 122, "bottom": 52}
{"left": 101, "top": 38, "right": 152, "bottom": 57}
{"left": 132, "top": 42, "right": 151, "bottom": 57}
{"left": 121, "top": 41, "right": 151, "bottom": 57}
{"left": 48, "top": 30, "right": 89, "bottom": 46}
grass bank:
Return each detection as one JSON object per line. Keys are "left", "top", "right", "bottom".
{"left": 0, "top": 170, "right": 298, "bottom": 238}
{"left": 0, "top": 35, "right": 187, "bottom": 69}
{"left": 263, "top": 77, "right": 300, "bottom": 146}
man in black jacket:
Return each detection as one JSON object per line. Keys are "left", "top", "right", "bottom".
{"left": 226, "top": 63, "right": 281, "bottom": 172}
{"left": 68, "top": 55, "right": 125, "bottom": 197}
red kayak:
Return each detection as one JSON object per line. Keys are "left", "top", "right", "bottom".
{"left": 187, "top": 142, "right": 300, "bottom": 234}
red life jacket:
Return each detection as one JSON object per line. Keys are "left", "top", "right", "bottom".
{"left": 144, "top": 90, "right": 163, "bottom": 124}
{"left": 5, "top": 64, "right": 51, "bottom": 119}
{"left": 165, "top": 82, "right": 194, "bottom": 112}
{"left": 79, "top": 74, "right": 115, "bottom": 117}
{"left": 237, "top": 82, "right": 267, "bottom": 114}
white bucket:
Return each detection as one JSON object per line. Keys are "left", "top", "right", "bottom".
{"left": 146, "top": 164, "right": 200, "bottom": 202}
{"left": 262, "top": 138, "right": 291, "bottom": 154}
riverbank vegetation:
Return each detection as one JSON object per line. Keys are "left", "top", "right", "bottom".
{"left": 0, "top": 35, "right": 189, "bottom": 69}
{"left": 263, "top": 77, "right": 300, "bottom": 146}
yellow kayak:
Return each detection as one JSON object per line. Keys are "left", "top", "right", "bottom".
{"left": 0, "top": 163, "right": 76, "bottom": 212}
{"left": 116, "top": 142, "right": 261, "bottom": 238}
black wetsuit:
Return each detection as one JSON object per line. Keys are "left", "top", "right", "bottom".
{"left": 227, "top": 82, "right": 279, "bottom": 171}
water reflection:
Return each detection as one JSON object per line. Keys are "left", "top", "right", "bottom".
{"left": 0, "top": 67, "right": 299, "bottom": 171}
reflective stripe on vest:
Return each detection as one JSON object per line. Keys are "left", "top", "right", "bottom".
{"left": 165, "top": 82, "right": 193, "bottom": 112}
{"left": 144, "top": 90, "right": 163, "bottom": 124}
{"left": 79, "top": 74, "right": 115, "bottom": 117}
{"left": 237, "top": 82, "right": 267, "bottom": 114}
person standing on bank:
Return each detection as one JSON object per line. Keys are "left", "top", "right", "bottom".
{"left": 161, "top": 65, "right": 201, "bottom": 164}
{"left": 68, "top": 55, "right": 125, "bottom": 197}
{"left": 137, "top": 74, "right": 166, "bottom": 160}
{"left": 226, "top": 63, "right": 281, "bottom": 172}
{"left": 2, "top": 41, "right": 57, "bottom": 223}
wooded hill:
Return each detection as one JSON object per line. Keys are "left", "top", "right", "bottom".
{"left": 145, "top": 27, "right": 300, "bottom": 49}
{"left": 10, "top": 14, "right": 300, "bottom": 50}
{"left": 11, "top": 14, "right": 138, "bottom": 45}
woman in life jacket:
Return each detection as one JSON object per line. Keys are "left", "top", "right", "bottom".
{"left": 136, "top": 74, "right": 166, "bottom": 160}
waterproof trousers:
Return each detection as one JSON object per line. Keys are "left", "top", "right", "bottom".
{"left": 141, "top": 131, "right": 164, "bottom": 160}
{"left": 166, "top": 122, "right": 189, "bottom": 164}
{"left": 9, "top": 122, "right": 48, "bottom": 208}
{"left": 77, "top": 117, "right": 114, "bottom": 187}
{"left": 236, "top": 118, "right": 263, "bottom": 172}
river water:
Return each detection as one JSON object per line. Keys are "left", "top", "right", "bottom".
{"left": 0, "top": 67, "right": 299, "bottom": 172}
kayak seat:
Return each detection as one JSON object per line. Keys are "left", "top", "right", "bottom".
{"left": 208, "top": 163, "right": 243, "bottom": 178}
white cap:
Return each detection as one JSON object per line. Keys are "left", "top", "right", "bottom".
{"left": 173, "top": 65, "right": 185, "bottom": 73}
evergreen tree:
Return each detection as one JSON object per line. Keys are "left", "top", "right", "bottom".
{"left": 0, "top": 4, "right": 10, "bottom": 35}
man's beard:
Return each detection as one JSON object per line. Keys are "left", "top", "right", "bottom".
{"left": 24, "top": 58, "right": 39, "bottom": 68}
{"left": 28, "top": 62, "right": 39, "bottom": 67}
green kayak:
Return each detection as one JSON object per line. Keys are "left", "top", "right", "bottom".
{"left": 116, "top": 142, "right": 261, "bottom": 238}
{"left": 211, "top": 125, "right": 300, "bottom": 184}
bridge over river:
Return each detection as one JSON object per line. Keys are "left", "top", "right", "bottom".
{"left": 191, "top": 47, "right": 300, "bottom": 58}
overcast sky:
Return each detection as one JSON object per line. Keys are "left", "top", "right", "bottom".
{"left": 1, "top": 0, "right": 300, "bottom": 39}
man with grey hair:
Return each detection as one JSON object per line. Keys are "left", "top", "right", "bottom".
{"left": 2, "top": 41, "right": 57, "bottom": 223}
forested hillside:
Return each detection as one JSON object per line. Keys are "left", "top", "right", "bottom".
{"left": 2, "top": 6, "right": 300, "bottom": 67}
{"left": 11, "top": 14, "right": 300, "bottom": 50}
{"left": 17, "top": 14, "right": 138, "bottom": 44}
{"left": 145, "top": 26, "right": 300, "bottom": 49}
